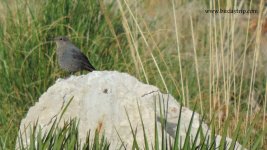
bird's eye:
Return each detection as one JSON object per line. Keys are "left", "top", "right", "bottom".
{"left": 60, "top": 38, "right": 63, "bottom": 40}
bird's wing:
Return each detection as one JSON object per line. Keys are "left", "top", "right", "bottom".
{"left": 71, "top": 48, "right": 96, "bottom": 71}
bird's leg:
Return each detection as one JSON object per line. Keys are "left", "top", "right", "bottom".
{"left": 61, "top": 71, "right": 71, "bottom": 79}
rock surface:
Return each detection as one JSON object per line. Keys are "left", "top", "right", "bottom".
{"left": 17, "top": 71, "right": 245, "bottom": 149}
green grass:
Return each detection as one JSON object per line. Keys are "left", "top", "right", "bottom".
{"left": 0, "top": 0, "right": 266, "bottom": 149}
{"left": 0, "top": 0, "right": 130, "bottom": 148}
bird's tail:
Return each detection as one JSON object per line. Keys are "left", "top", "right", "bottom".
{"left": 84, "top": 64, "right": 96, "bottom": 72}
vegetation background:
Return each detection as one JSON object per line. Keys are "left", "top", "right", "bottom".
{"left": 0, "top": 0, "right": 266, "bottom": 149}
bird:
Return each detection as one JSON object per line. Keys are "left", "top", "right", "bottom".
{"left": 54, "top": 36, "right": 96, "bottom": 73}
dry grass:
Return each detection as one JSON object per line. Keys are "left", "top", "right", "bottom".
{"left": 117, "top": 0, "right": 267, "bottom": 148}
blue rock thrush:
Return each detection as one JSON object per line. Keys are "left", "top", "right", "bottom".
{"left": 54, "top": 36, "right": 96, "bottom": 72}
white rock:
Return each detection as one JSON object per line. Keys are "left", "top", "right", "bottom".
{"left": 17, "top": 71, "right": 245, "bottom": 149}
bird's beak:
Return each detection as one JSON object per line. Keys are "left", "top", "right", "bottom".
{"left": 54, "top": 37, "right": 59, "bottom": 41}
